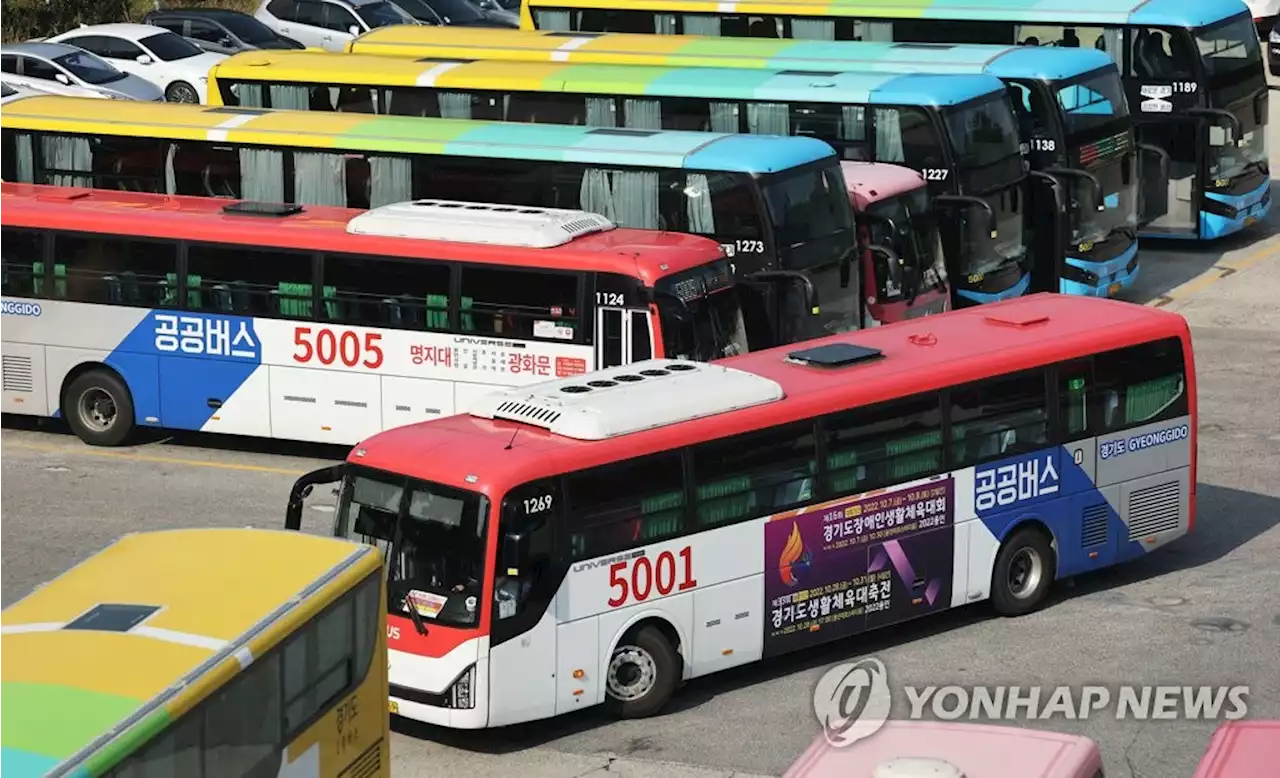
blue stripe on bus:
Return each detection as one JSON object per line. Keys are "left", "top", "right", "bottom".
{"left": 99, "top": 311, "right": 263, "bottom": 432}
{"left": 1200, "top": 179, "right": 1273, "bottom": 241}
{"left": 871, "top": 73, "right": 1010, "bottom": 108}
{"left": 1129, "top": 0, "right": 1246, "bottom": 29}
{"left": 686, "top": 134, "right": 840, "bottom": 174}
{"left": 983, "top": 47, "right": 1115, "bottom": 82}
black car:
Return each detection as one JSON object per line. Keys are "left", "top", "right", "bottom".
{"left": 391, "top": 0, "right": 518, "bottom": 28}
{"left": 143, "top": 8, "right": 304, "bottom": 55}
{"left": 1270, "top": 20, "right": 1280, "bottom": 78}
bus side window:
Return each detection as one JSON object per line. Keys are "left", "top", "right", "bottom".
{"left": 949, "top": 369, "right": 1050, "bottom": 467}
{"left": 1, "top": 228, "right": 43, "bottom": 298}
{"left": 1057, "top": 358, "right": 1094, "bottom": 439}
{"left": 822, "top": 393, "right": 945, "bottom": 497}
{"left": 563, "top": 453, "right": 687, "bottom": 560}
{"left": 186, "top": 243, "right": 313, "bottom": 318}
{"left": 1092, "top": 338, "right": 1188, "bottom": 433}
{"left": 690, "top": 421, "right": 818, "bottom": 529}
{"left": 203, "top": 651, "right": 283, "bottom": 775}
{"left": 1127, "top": 28, "right": 1194, "bottom": 79}
{"left": 54, "top": 234, "right": 178, "bottom": 307}
{"left": 458, "top": 266, "right": 579, "bottom": 342}
{"left": 108, "top": 707, "right": 202, "bottom": 777}
{"left": 322, "top": 252, "right": 450, "bottom": 330}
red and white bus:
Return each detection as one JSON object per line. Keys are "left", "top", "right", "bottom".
{"left": 285, "top": 292, "right": 1196, "bottom": 727}
{"left": 0, "top": 184, "right": 750, "bottom": 446}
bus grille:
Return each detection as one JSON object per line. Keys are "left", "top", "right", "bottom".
{"left": 493, "top": 399, "right": 562, "bottom": 427}
{"left": 2, "top": 355, "right": 33, "bottom": 392}
{"left": 1127, "top": 481, "right": 1181, "bottom": 540}
{"left": 336, "top": 738, "right": 382, "bottom": 778}
{"left": 1080, "top": 504, "right": 1110, "bottom": 548}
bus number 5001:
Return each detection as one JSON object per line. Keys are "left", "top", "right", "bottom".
{"left": 294, "top": 327, "right": 384, "bottom": 369}
{"left": 608, "top": 547, "right": 697, "bottom": 607}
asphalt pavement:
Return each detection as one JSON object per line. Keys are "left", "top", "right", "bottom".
{"left": 4, "top": 101, "right": 1280, "bottom": 778}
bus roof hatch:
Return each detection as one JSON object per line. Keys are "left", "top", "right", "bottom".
{"left": 346, "top": 199, "right": 615, "bottom": 248}
{"left": 468, "top": 359, "right": 785, "bottom": 441}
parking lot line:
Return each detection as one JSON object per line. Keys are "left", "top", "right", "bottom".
{"left": 4, "top": 440, "right": 309, "bottom": 476}
{"left": 1148, "top": 232, "right": 1280, "bottom": 308}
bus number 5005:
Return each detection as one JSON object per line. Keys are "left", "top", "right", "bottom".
{"left": 608, "top": 547, "right": 697, "bottom": 607}
{"left": 294, "top": 327, "right": 384, "bottom": 369}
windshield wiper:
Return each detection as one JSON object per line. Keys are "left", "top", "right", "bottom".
{"left": 401, "top": 590, "right": 429, "bottom": 637}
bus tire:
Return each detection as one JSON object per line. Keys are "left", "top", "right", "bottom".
{"left": 990, "top": 526, "right": 1055, "bottom": 617}
{"left": 64, "top": 369, "right": 135, "bottom": 447}
{"left": 604, "top": 624, "right": 680, "bottom": 719}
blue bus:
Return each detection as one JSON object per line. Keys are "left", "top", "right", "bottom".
{"left": 526, "top": 0, "right": 1270, "bottom": 241}
{"left": 210, "top": 53, "right": 1038, "bottom": 308}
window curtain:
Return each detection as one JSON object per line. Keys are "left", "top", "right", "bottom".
{"left": 747, "top": 103, "right": 790, "bottom": 135}
{"left": 585, "top": 97, "right": 617, "bottom": 127}
{"left": 708, "top": 101, "right": 740, "bottom": 133}
{"left": 234, "top": 83, "right": 266, "bottom": 108}
{"left": 682, "top": 15, "right": 721, "bottom": 36}
{"left": 268, "top": 85, "right": 309, "bottom": 110}
{"left": 611, "top": 170, "right": 660, "bottom": 229}
{"left": 860, "top": 21, "right": 893, "bottom": 41}
{"left": 13, "top": 133, "right": 34, "bottom": 182}
{"left": 874, "top": 108, "right": 905, "bottom": 162}
{"left": 685, "top": 173, "right": 715, "bottom": 234}
{"left": 239, "top": 148, "right": 285, "bottom": 202}
{"left": 840, "top": 105, "right": 867, "bottom": 141}
{"left": 654, "top": 13, "right": 677, "bottom": 34}
{"left": 579, "top": 168, "right": 616, "bottom": 222}
{"left": 533, "top": 10, "right": 571, "bottom": 29}
{"left": 438, "top": 92, "right": 472, "bottom": 119}
{"left": 370, "top": 156, "right": 412, "bottom": 207}
{"left": 42, "top": 135, "right": 92, "bottom": 187}
{"left": 164, "top": 143, "right": 178, "bottom": 195}
{"left": 791, "top": 19, "right": 835, "bottom": 40}
{"left": 1097, "top": 28, "right": 1123, "bottom": 62}
{"left": 624, "top": 98, "right": 662, "bottom": 130}
{"left": 293, "top": 151, "right": 346, "bottom": 206}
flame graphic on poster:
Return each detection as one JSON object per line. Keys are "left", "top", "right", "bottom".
{"left": 778, "top": 522, "right": 810, "bottom": 586}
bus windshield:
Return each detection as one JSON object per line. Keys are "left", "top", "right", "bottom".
{"left": 942, "top": 95, "right": 1024, "bottom": 193}
{"left": 1209, "top": 114, "right": 1269, "bottom": 182}
{"left": 1075, "top": 153, "right": 1138, "bottom": 245}
{"left": 864, "top": 186, "right": 941, "bottom": 300}
{"left": 655, "top": 263, "right": 749, "bottom": 361}
{"left": 1194, "top": 15, "right": 1262, "bottom": 79}
{"left": 336, "top": 468, "right": 489, "bottom": 629}
{"left": 1056, "top": 70, "right": 1129, "bottom": 143}
{"left": 760, "top": 163, "right": 854, "bottom": 262}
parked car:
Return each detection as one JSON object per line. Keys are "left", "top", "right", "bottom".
{"left": 393, "top": 0, "right": 518, "bottom": 27}
{"left": 1271, "top": 20, "right": 1280, "bottom": 77}
{"left": 254, "top": 0, "right": 420, "bottom": 53}
{"left": 1, "top": 81, "right": 58, "bottom": 104}
{"left": 467, "top": 0, "right": 520, "bottom": 27}
{"left": 143, "top": 8, "right": 305, "bottom": 55}
{"left": 0, "top": 42, "right": 164, "bottom": 101}
{"left": 44, "top": 23, "right": 226, "bottom": 103}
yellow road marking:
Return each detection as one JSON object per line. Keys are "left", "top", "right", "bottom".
{"left": 1148, "top": 232, "right": 1280, "bottom": 308}
{"left": 3, "top": 441, "right": 309, "bottom": 476}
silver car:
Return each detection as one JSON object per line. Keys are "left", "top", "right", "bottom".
{"left": 0, "top": 41, "right": 164, "bottom": 102}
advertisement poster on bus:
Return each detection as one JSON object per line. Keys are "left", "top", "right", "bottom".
{"left": 762, "top": 477, "right": 955, "bottom": 656}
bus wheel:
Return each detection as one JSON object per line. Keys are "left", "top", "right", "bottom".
{"left": 65, "top": 370, "right": 135, "bottom": 447}
{"left": 605, "top": 624, "right": 680, "bottom": 719}
{"left": 990, "top": 527, "right": 1055, "bottom": 617}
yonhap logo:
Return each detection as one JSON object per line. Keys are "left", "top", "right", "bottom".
{"left": 1, "top": 300, "right": 42, "bottom": 317}
{"left": 813, "top": 657, "right": 891, "bottom": 747}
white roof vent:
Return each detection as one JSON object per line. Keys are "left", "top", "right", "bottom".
{"left": 468, "top": 358, "right": 785, "bottom": 441}
{"left": 346, "top": 199, "right": 615, "bottom": 248}
{"left": 873, "top": 758, "right": 966, "bottom": 778}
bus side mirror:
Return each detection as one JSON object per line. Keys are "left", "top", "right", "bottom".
{"left": 285, "top": 464, "right": 346, "bottom": 531}
{"left": 933, "top": 194, "right": 998, "bottom": 239}
{"left": 746, "top": 269, "right": 820, "bottom": 315}
{"left": 867, "top": 243, "right": 912, "bottom": 301}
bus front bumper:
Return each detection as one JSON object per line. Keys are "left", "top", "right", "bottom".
{"left": 1201, "top": 181, "right": 1272, "bottom": 240}
{"left": 1059, "top": 241, "right": 1140, "bottom": 298}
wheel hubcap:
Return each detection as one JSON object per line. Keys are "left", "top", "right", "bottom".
{"left": 1008, "top": 547, "right": 1043, "bottom": 600}
{"left": 171, "top": 86, "right": 196, "bottom": 103}
{"left": 607, "top": 644, "right": 657, "bottom": 701}
{"left": 78, "top": 388, "right": 117, "bottom": 433}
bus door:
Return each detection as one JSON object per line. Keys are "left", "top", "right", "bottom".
{"left": 1027, "top": 171, "right": 1067, "bottom": 293}
{"left": 595, "top": 306, "right": 654, "bottom": 367}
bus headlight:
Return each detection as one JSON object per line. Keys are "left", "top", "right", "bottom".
{"left": 449, "top": 665, "right": 476, "bottom": 709}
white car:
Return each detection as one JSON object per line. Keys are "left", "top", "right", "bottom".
{"left": 1, "top": 81, "right": 45, "bottom": 104}
{"left": 254, "top": 0, "right": 419, "bottom": 53}
{"left": 45, "top": 23, "right": 226, "bottom": 103}
{"left": 1, "top": 42, "right": 164, "bottom": 101}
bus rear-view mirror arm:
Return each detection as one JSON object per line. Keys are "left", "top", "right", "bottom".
{"left": 285, "top": 464, "right": 346, "bottom": 530}
{"left": 746, "top": 270, "right": 820, "bottom": 315}
{"left": 1188, "top": 108, "right": 1243, "bottom": 144}
{"left": 856, "top": 211, "right": 900, "bottom": 238}
{"left": 1136, "top": 143, "right": 1171, "bottom": 180}
{"left": 932, "top": 194, "right": 997, "bottom": 238}
{"left": 1045, "top": 166, "right": 1105, "bottom": 212}
{"left": 866, "top": 243, "right": 918, "bottom": 305}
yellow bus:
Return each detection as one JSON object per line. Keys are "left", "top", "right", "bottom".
{"left": 1, "top": 528, "right": 389, "bottom": 778}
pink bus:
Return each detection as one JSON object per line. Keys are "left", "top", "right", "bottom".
{"left": 1193, "top": 720, "right": 1280, "bottom": 778}
{"left": 785, "top": 721, "right": 1104, "bottom": 778}
{"left": 844, "top": 162, "right": 951, "bottom": 327}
